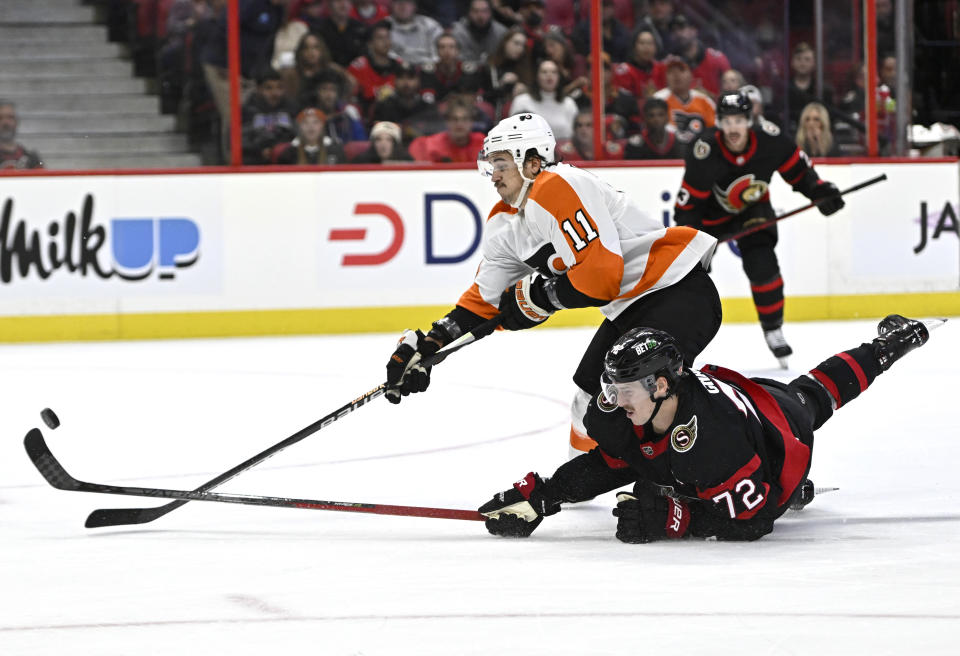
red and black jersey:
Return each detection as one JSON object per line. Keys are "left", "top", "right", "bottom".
{"left": 567, "top": 364, "right": 813, "bottom": 540}
{"left": 673, "top": 120, "right": 826, "bottom": 230}
{"left": 624, "top": 128, "right": 683, "bottom": 160}
{"left": 419, "top": 61, "right": 486, "bottom": 103}
{"left": 347, "top": 55, "right": 404, "bottom": 108}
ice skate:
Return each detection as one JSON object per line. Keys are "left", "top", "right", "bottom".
{"left": 763, "top": 326, "right": 792, "bottom": 369}
{"left": 789, "top": 479, "right": 840, "bottom": 511}
{"left": 873, "top": 314, "right": 945, "bottom": 371}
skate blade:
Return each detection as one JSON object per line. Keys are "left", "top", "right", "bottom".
{"left": 922, "top": 317, "right": 949, "bottom": 332}
{"left": 777, "top": 356, "right": 789, "bottom": 369}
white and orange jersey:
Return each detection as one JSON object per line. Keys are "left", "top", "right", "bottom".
{"left": 458, "top": 163, "right": 717, "bottom": 321}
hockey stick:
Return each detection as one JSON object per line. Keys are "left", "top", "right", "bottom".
{"left": 25, "top": 429, "right": 483, "bottom": 522}
{"left": 719, "top": 173, "right": 888, "bottom": 244}
{"left": 84, "top": 314, "right": 503, "bottom": 529}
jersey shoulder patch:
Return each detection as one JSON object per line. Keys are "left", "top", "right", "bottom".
{"left": 671, "top": 415, "right": 698, "bottom": 453}
{"left": 693, "top": 139, "right": 711, "bottom": 159}
{"left": 759, "top": 118, "right": 780, "bottom": 136}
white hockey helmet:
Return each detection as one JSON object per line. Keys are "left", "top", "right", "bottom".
{"left": 477, "top": 113, "right": 556, "bottom": 178}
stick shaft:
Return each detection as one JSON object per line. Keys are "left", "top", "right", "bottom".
{"left": 719, "top": 174, "right": 887, "bottom": 244}
{"left": 84, "top": 314, "right": 502, "bottom": 528}
{"left": 24, "top": 429, "right": 483, "bottom": 523}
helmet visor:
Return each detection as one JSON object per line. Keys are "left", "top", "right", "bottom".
{"left": 599, "top": 374, "right": 657, "bottom": 407}
{"left": 477, "top": 150, "right": 517, "bottom": 178}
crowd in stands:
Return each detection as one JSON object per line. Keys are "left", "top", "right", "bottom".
{"left": 0, "top": 0, "right": 903, "bottom": 171}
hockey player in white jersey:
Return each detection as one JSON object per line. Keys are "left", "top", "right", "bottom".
{"left": 386, "top": 112, "right": 723, "bottom": 454}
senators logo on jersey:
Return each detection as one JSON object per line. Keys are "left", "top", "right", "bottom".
{"left": 713, "top": 174, "right": 770, "bottom": 214}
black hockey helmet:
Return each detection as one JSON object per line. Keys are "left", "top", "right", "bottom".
{"left": 717, "top": 90, "right": 753, "bottom": 120}
{"left": 601, "top": 327, "right": 685, "bottom": 404}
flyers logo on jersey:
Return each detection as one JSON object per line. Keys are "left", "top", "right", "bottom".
{"left": 714, "top": 174, "right": 769, "bottom": 214}
{"left": 670, "top": 415, "right": 698, "bottom": 452}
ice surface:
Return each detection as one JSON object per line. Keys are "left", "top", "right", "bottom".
{"left": 1, "top": 319, "right": 958, "bottom": 655}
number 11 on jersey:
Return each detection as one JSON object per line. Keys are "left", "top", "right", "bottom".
{"left": 561, "top": 209, "right": 598, "bottom": 252}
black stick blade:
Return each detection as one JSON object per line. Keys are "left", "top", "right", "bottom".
{"left": 85, "top": 505, "right": 178, "bottom": 529}
{"left": 24, "top": 428, "right": 81, "bottom": 491}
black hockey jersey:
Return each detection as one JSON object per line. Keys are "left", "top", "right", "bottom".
{"left": 562, "top": 364, "right": 813, "bottom": 540}
{"left": 673, "top": 121, "right": 825, "bottom": 231}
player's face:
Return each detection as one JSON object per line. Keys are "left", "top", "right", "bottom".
{"left": 719, "top": 114, "right": 750, "bottom": 152}
{"left": 485, "top": 152, "right": 524, "bottom": 203}
{"left": 603, "top": 379, "right": 659, "bottom": 425}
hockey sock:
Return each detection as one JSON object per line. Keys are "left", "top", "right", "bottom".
{"left": 807, "top": 344, "right": 881, "bottom": 411}
{"left": 750, "top": 275, "right": 785, "bottom": 329}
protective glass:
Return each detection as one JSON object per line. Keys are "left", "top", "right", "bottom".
{"left": 477, "top": 152, "right": 516, "bottom": 177}
{"left": 599, "top": 376, "right": 656, "bottom": 407}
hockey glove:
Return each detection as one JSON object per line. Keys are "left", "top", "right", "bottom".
{"left": 613, "top": 482, "right": 691, "bottom": 544}
{"left": 809, "top": 182, "right": 845, "bottom": 216}
{"left": 385, "top": 329, "right": 440, "bottom": 404}
{"left": 478, "top": 472, "right": 561, "bottom": 537}
{"left": 498, "top": 275, "right": 556, "bottom": 331}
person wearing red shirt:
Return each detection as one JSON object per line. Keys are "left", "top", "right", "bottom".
{"left": 408, "top": 96, "right": 485, "bottom": 162}
{"left": 668, "top": 14, "right": 730, "bottom": 98}
{"left": 613, "top": 27, "right": 666, "bottom": 100}
{"left": 347, "top": 20, "right": 405, "bottom": 114}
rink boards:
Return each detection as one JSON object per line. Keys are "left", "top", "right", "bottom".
{"left": 0, "top": 159, "right": 957, "bottom": 341}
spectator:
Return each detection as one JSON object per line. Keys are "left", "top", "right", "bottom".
{"left": 795, "top": 102, "right": 840, "bottom": 158}
{"left": 296, "top": 0, "right": 326, "bottom": 31}
{"left": 371, "top": 62, "right": 443, "bottom": 141}
{"left": 624, "top": 96, "right": 682, "bottom": 160}
{"left": 350, "top": 120, "right": 414, "bottom": 162}
{"left": 556, "top": 110, "right": 624, "bottom": 161}
{"left": 312, "top": 69, "right": 368, "bottom": 141}
{"left": 740, "top": 83, "right": 774, "bottom": 127}
{"left": 516, "top": 0, "right": 548, "bottom": 59}
{"left": 158, "top": 0, "right": 217, "bottom": 114}
{"left": 241, "top": 68, "right": 297, "bottom": 164}
{"left": 653, "top": 55, "right": 716, "bottom": 145}
{"left": 452, "top": 0, "right": 508, "bottom": 67}
{"left": 347, "top": 20, "right": 405, "bottom": 113}
{"left": 282, "top": 33, "right": 346, "bottom": 107}
{"left": 781, "top": 42, "right": 834, "bottom": 134}
{"left": 669, "top": 14, "right": 730, "bottom": 98}
{"left": 720, "top": 69, "right": 746, "bottom": 94}
{"left": 314, "top": 0, "right": 368, "bottom": 67}
{"left": 574, "top": 54, "right": 642, "bottom": 136}
{"left": 271, "top": 2, "right": 310, "bottom": 72}
{"left": 542, "top": 31, "right": 588, "bottom": 100}
{"left": 408, "top": 96, "right": 485, "bottom": 162}
{"left": 612, "top": 26, "right": 666, "bottom": 100}
{"left": 876, "top": 0, "right": 895, "bottom": 60}
{"left": 351, "top": 0, "right": 390, "bottom": 26}
{"left": 485, "top": 26, "right": 535, "bottom": 117}
{"left": 272, "top": 107, "right": 346, "bottom": 164}
{"left": 420, "top": 34, "right": 487, "bottom": 103}
{"left": 202, "top": 0, "right": 285, "bottom": 156}
{"left": 572, "top": 0, "right": 629, "bottom": 62}
{"left": 387, "top": 0, "right": 444, "bottom": 66}
{"left": 0, "top": 101, "right": 43, "bottom": 169}
{"left": 510, "top": 59, "right": 579, "bottom": 139}
{"left": 635, "top": 0, "right": 675, "bottom": 57}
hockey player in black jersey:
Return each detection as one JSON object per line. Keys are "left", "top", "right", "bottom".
{"left": 673, "top": 90, "right": 845, "bottom": 367}
{"left": 479, "top": 315, "right": 940, "bottom": 542}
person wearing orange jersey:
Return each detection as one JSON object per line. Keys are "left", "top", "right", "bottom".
{"left": 385, "top": 112, "right": 722, "bottom": 457}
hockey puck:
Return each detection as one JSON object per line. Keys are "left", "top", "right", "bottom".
{"left": 40, "top": 408, "right": 60, "bottom": 430}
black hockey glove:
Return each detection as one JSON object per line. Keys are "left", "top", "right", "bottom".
{"left": 478, "top": 472, "right": 561, "bottom": 537}
{"left": 613, "top": 482, "right": 691, "bottom": 544}
{"left": 385, "top": 329, "right": 440, "bottom": 404}
{"left": 809, "top": 181, "right": 845, "bottom": 216}
{"left": 498, "top": 275, "right": 556, "bottom": 331}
